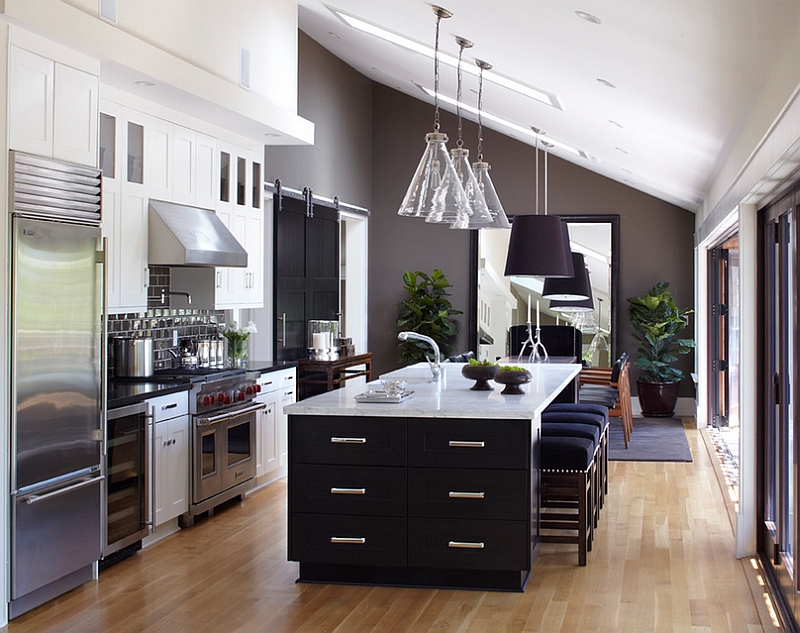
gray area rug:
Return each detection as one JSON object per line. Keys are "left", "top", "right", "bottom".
{"left": 608, "top": 417, "right": 693, "bottom": 462}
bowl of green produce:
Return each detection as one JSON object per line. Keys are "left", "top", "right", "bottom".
{"left": 493, "top": 365, "right": 532, "bottom": 395}
{"left": 461, "top": 358, "right": 499, "bottom": 391}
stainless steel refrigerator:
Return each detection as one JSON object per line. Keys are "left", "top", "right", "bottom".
{"left": 9, "top": 151, "right": 105, "bottom": 618}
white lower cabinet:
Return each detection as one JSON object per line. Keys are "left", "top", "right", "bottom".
{"left": 147, "top": 392, "right": 190, "bottom": 527}
{"left": 255, "top": 368, "right": 296, "bottom": 484}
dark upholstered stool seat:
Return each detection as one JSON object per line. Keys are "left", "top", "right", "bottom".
{"left": 542, "top": 421, "right": 601, "bottom": 447}
{"left": 545, "top": 403, "right": 609, "bottom": 426}
{"left": 540, "top": 435, "right": 595, "bottom": 566}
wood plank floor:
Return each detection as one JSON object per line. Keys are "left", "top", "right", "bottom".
{"left": 6, "top": 421, "right": 781, "bottom": 633}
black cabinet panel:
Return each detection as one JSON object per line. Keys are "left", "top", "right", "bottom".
{"left": 292, "top": 464, "right": 406, "bottom": 516}
{"left": 274, "top": 193, "right": 340, "bottom": 361}
{"left": 409, "top": 418, "right": 529, "bottom": 469}
{"left": 291, "top": 415, "right": 407, "bottom": 466}
{"left": 408, "top": 518, "right": 528, "bottom": 570}
{"left": 408, "top": 468, "right": 528, "bottom": 520}
{"left": 290, "top": 514, "right": 406, "bottom": 567}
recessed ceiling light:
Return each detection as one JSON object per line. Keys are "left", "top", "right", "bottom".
{"left": 622, "top": 168, "right": 633, "bottom": 174}
{"left": 590, "top": 155, "right": 602, "bottom": 164}
{"left": 615, "top": 147, "right": 629, "bottom": 155}
{"left": 608, "top": 120, "right": 624, "bottom": 129}
{"left": 596, "top": 78, "right": 617, "bottom": 89}
{"left": 331, "top": 7, "right": 563, "bottom": 110}
{"left": 264, "top": 133, "right": 280, "bottom": 137}
{"left": 575, "top": 11, "right": 602, "bottom": 25}
{"left": 416, "top": 83, "right": 586, "bottom": 158}
{"left": 135, "top": 80, "right": 155, "bottom": 87}
{"left": 328, "top": 31, "right": 342, "bottom": 39}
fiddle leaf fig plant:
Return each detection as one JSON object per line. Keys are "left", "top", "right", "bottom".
{"left": 627, "top": 281, "right": 695, "bottom": 383}
{"left": 396, "top": 269, "right": 462, "bottom": 365}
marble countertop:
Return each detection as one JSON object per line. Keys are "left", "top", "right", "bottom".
{"left": 284, "top": 362, "right": 580, "bottom": 419}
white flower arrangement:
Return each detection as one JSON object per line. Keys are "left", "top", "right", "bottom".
{"left": 221, "top": 321, "right": 257, "bottom": 360}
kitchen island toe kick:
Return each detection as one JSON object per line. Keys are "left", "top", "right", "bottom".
{"left": 285, "top": 363, "right": 581, "bottom": 592}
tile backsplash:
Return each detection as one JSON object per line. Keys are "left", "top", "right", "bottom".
{"left": 107, "top": 266, "right": 225, "bottom": 372}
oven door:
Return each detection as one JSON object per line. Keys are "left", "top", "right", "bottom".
{"left": 221, "top": 404, "right": 261, "bottom": 491}
{"left": 193, "top": 402, "right": 264, "bottom": 505}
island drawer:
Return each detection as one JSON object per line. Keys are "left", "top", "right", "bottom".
{"left": 408, "top": 468, "right": 528, "bottom": 520}
{"left": 407, "top": 518, "right": 528, "bottom": 571}
{"left": 291, "top": 464, "right": 407, "bottom": 516}
{"left": 291, "top": 415, "right": 407, "bottom": 466}
{"left": 290, "top": 514, "right": 406, "bottom": 567}
{"left": 409, "top": 418, "right": 528, "bottom": 469}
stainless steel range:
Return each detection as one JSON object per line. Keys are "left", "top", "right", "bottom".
{"left": 152, "top": 368, "right": 264, "bottom": 527}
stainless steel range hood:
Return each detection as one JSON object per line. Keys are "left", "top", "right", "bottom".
{"left": 148, "top": 199, "right": 247, "bottom": 267}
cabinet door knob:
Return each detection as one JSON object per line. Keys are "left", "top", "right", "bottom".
{"left": 448, "top": 541, "right": 485, "bottom": 549}
{"left": 330, "top": 537, "right": 366, "bottom": 545}
{"left": 448, "top": 441, "right": 485, "bottom": 448}
{"left": 330, "top": 487, "right": 366, "bottom": 495}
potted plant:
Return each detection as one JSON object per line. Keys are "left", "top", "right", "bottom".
{"left": 627, "top": 281, "right": 695, "bottom": 417}
{"left": 396, "top": 269, "right": 462, "bottom": 365}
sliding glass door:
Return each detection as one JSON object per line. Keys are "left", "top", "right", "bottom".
{"left": 760, "top": 193, "right": 799, "bottom": 621}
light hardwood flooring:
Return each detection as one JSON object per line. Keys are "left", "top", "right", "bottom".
{"left": 6, "top": 421, "right": 782, "bottom": 633}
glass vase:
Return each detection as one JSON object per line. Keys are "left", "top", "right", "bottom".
{"left": 227, "top": 337, "right": 249, "bottom": 368}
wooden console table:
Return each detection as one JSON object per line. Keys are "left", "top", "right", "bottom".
{"left": 297, "top": 352, "right": 373, "bottom": 398}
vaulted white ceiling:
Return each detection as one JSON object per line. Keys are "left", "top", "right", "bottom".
{"left": 298, "top": 0, "right": 799, "bottom": 213}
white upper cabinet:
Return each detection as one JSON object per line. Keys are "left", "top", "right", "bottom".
{"left": 144, "top": 115, "right": 173, "bottom": 202}
{"left": 195, "top": 134, "right": 218, "bottom": 210}
{"left": 9, "top": 43, "right": 98, "bottom": 167}
{"left": 53, "top": 64, "right": 99, "bottom": 166}
{"left": 9, "top": 46, "right": 54, "bottom": 158}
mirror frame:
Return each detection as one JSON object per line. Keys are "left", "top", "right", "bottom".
{"left": 469, "top": 214, "right": 620, "bottom": 362}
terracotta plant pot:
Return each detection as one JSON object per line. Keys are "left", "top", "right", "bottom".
{"left": 461, "top": 364, "right": 499, "bottom": 390}
{"left": 637, "top": 381, "right": 680, "bottom": 417}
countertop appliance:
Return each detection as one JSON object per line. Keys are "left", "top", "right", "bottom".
{"left": 143, "top": 367, "right": 264, "bottom": 527}
{"left": 9, "top": 152, "right": 104, "bottom": 618}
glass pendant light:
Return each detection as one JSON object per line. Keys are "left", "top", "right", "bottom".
{"left": 472, "top": 59, "right": 511, "bottom": 229}
{"left": 428, "top": 36, "right": 491, "bottom": 228}
{"left": 398, "top": 7, "right": 470, "bottom": 223}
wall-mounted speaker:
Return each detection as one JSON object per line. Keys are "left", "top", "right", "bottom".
{"left": 100, "top": 0, "right": 117, "bottom": 24}
{"left": 240, "top": 47, "right": 251, "bottom": 90}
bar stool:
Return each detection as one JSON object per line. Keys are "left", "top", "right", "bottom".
{"left": 542, "top": 408, "right": 609, "bottom": 511}
{"left": 539, "top": 435, "right": 595, "bottom": 566}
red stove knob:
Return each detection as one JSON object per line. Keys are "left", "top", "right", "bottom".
{"left": 202, "top": 395, "right": 213, "bottom": 406}
{"left": 225, "top": 394, "right": 233, "bottom": 405}
{"left": 237, "top": 391, "right": 246, "bottom": 401}
{"left": 255, "top": 384, "right": 262, "bottom": 393}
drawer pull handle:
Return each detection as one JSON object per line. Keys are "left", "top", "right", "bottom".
{"left": 330, "top": 537, "right": 366, "bottom": 545}
{"left": 330, "top": 487, "right": 366, "bottom": 495}
{"left": 448, "top": 541, "right": 485, "bottom": 549}
{"left": 448, "top": 491, "right": 485, "bottom": 499}
{"left": 331, "top": 437, "right": 367, "bottom": 444}
{"left": 448, "top": 441, "right": 485, "bottom": 448}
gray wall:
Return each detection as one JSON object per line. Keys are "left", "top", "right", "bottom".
{"left": 369, "top": 84, "right": 696, "bottom": 395}
{"left": 263, "top": 31, "right": 373, "bottom": 208}
{"left": 265, "top": 34, "right": 696, "bottom": 397}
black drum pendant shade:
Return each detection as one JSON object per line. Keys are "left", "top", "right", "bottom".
{"left": 504, "top": 215, "right": 575, "bottom": 278}
{"left": 542, "top": 252, "right": 591, "bottom": 300}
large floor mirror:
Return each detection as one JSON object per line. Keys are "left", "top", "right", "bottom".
{"left": 469, "top": 214, "right": 619, "bottom": 366}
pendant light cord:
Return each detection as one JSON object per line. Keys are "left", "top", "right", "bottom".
{"left": 456, "top": 41, "right": 465, "bottom": 147}
{"left": 476, "top": 63, "right": 485, "bottom": 161}
{"left": 433, "top": 12, "right": 442, "bottom": 132}
{"left": 535, "top": 136, "right": 540, "bottom": 216}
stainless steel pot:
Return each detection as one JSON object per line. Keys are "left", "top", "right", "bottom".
{"left": 114, "top": 337, "right": 154, "bottom": 377}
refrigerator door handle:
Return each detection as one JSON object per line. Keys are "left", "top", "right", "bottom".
{"left": 100, "top": 237, "right": 108, "bottom": 457}
{"left": 23, "top": 475, "right": 104, "bottom": 505}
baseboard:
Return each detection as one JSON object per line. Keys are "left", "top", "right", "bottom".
{"left": 631, "top": 396, "right": 695, "bottom": 418}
